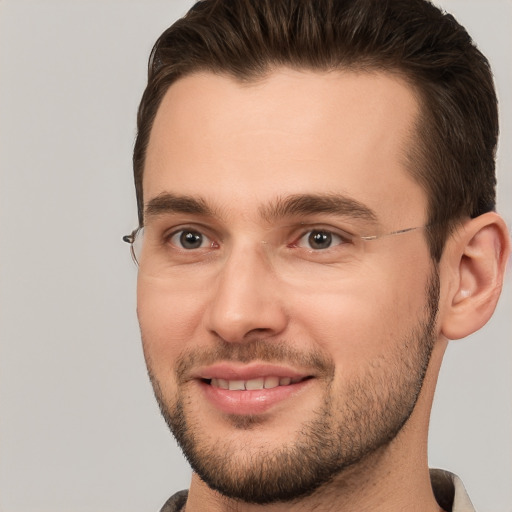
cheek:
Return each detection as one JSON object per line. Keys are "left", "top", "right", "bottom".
{"left": 137, "top": 277, "right": 207, "bottom": 365}
{"left": 290, "top": 261, "right": 432, "bottom": 363}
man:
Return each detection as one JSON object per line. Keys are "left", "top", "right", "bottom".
{"left": 124, "top": 0, "right": 510, "bottom": 510}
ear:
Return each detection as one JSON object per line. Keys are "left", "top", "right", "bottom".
{"left": 440, "top": 212, "right": 511, "bottom": 340}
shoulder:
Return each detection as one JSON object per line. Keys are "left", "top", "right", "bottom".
{"left": 159, "top": 490, "right": 189, "bottom": 512}
{"left": 430, "top": 468, "right": 476, "bottom": 512}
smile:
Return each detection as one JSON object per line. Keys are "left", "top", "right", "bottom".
{"left": 208, "top": 376, "right": 307, "bottom": 390}
{"left": 196, "top": 367, "right": 314, "bottom": 415}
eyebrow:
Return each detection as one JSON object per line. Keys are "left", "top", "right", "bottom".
{"left": 144, "top": 192, "right": 378, "bottom": 224}
{"left": 144, "top": 192, "right": 214, "bottom": 220}
{"left": 259, "top": 194, "right": 378, "bottom": 223}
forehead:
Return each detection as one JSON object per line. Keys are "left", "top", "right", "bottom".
{"left": 144, "top": 68, "right": 426, "bottom": 226}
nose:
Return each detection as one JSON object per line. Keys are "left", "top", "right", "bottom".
{"left": 204, "top": 243, "right": 288, "bottom": 343}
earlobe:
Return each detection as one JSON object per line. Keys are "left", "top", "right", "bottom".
{"left": 440, "top": 212, "right": 511, "bottom": 340}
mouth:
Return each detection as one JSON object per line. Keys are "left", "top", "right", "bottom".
{"left": 204, "top": 375, "right": 310, "bottom": 390}
{"left": 194, "top": 364, "right": 315, "bottom": 415}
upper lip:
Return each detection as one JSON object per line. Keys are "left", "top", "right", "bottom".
{"left": 191, "top": 362, "right": 312, "bottom": 381}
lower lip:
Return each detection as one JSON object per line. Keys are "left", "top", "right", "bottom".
{"left": 199, "top": 379, "right": 312, "bottom": 415}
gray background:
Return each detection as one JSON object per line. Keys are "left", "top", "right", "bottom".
{"left": 0, "top": 1, "right": 510, "bottom": 510}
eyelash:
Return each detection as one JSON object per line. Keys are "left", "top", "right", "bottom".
{"left": 291, "top": 228, "right": 353, "bottom": 251}
{"left": 166, "top": 228, "right": 217, "bottom": 250}
{"left": 164, "top": 226, "right": 354, "bottom": 252}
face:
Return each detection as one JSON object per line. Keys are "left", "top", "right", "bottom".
{"left": 138, "top": 69, "right": 438, "bottom": 503}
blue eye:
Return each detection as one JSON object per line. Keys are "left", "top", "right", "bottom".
{"left": 297, "top": 229, "right": 347, "bottom": 250}
{"left": 170, "top": 229, "right": 212, "bottom": 249}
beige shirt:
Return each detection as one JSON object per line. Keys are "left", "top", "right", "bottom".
{"left": 160, "top": 469, "right": 476, "bottom": 511}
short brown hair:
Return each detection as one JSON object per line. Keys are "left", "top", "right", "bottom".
{"left": 133, "top": 0, "right": 498, "bottom": 261}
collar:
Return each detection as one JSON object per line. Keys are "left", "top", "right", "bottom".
{"left": 430, "top": 468, "right": 476, "bottom": 511}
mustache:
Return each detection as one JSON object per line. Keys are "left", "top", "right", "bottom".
{"left": 175, "top": 338, "right": 335, "bottom": 382}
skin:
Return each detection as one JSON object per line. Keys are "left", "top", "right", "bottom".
{"left": 137, "top": 69, "right": 510, "bottom": 512}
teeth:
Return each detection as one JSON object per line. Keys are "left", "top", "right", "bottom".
{"left": 211, "top": 378, "right": 229, "bottom": 389}
{"left": 228, "top": 380, "right": 245, "bottom": 391}
{"left": 264, "top": 376, "right": 279, "bottom": 389}
{"left": 245, "top": 377, "right": 265, "bottom": 390}
{"left": 209, "top": 376, "right": 303, "bottom": 390}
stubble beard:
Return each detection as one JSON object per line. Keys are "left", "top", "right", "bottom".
{"left": 145, "top": 269, "right": 440, "bottom": 505}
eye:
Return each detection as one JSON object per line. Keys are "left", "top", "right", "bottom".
{"left": 169, "top": 229, "right": 213, "bottom": 250}
{"left": 295, "top": 229, "right": 349, "bottom": 250}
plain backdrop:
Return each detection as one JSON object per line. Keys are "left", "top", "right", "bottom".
{"left": 0, "top": 1, "right": 510, "bottom": 511}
